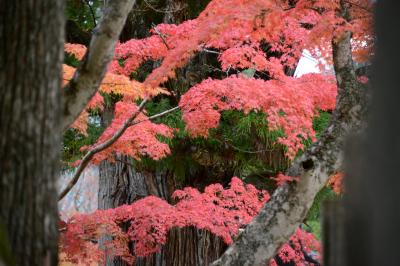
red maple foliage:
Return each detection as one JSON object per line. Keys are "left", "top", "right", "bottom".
{"left": 327, "top": 172, "right": 344, "bottom": 195}
{"left": 180, "top": 74, "right": 337, "bottom": 158}
{"left": 60, "top": 178, "right": 319, "bottom": 265}
{"left": 61, "top": 0, "right": 373, "bottom": 264}
{"left": 273, "top": 173, "right": 300, "bottom": 187}
{"left": 63, "top": 64, "right": 173, "bottom": 162}
{"left": 81, "top": 102, "right": 174, "bottom": 164}
{"left": 64, "top": 0, "right": 372, "bottom": 162}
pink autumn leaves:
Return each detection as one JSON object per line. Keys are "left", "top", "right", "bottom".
{"left": 61, "top": 177, "right": 320, "bottom": 265}
{"left": 180, "top": 74, "right": 337, "bottom": 159}
{"left": 60, "top": 177, "right": 270, "bottom": 264}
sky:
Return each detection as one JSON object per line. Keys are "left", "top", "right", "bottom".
{"left": 294, "top": 50, "right": 321, "bottom": 77}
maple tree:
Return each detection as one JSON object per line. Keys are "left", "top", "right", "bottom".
{"left": 58, "top": 0, "right": 374, "bottom": 265}
{"left": 60, "top": 177, "right": 321, "bottom": 265}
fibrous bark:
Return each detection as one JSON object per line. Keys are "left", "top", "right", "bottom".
{"left": 0, "top": 0, "right": 64, "bottom": 265}
{"left": 166, "top": 227, "right": 226, "bottom": 266}
{"left": 98, "top": 156, "right": 158, "bottom": 266}
{"left": 98, "top": 156, "right": 152, "bottom": 210}
{"left": 212, "top": 29, "right": 366, "bottom": 266}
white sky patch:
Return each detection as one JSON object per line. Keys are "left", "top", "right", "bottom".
{"left": 294, "top": 50, "right": 320, "bottom": 77}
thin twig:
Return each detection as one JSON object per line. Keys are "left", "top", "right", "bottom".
{"left": 58, "top": 98, "right": 148, "bottom": 201}
{"left": 201, "top": 48, "right": 221, "bottom": 55}
{"left": 143, "top": 0, "right": 186, "bottom": 14}
{"left": 58, "top": 102, "right": 180, "bottom": 201}
{"left": 83, "top": 0, "right": 97, "bottom": 27}
{"left": 151, "top": 23, "right": 170, "bottom": 50}
{"left": 130, "top": 105, "right": 179, "bottom": 125}
{"left": 214, "top": 138, "right": 274, "bottom": 154}
{"left": 344, "top": 0, "right": 373, "bottom": 14}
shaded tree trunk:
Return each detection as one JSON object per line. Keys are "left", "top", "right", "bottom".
{"left": 98, "top": 157, "right": 170, "bottom": 266}
{"left": 98, "top": 157, "right": 151, "bottom": 210}
{"left": 98, "top": 158, "right": 229, "bottom": 266}
{"left": 0, "top": 1, "right": 64, "bottom": 265}
{"left": 344, "top": 2, "right": 400, "bottom": 266}
{"left": 166, "top": 227, "right": 226, "bottom": 266}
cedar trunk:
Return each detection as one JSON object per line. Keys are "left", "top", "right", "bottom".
{"left": 0, "top": 1, "right": 64, "bottom": 265}
{"left": 98, "top": 159, "right": 227, "bottom": 266}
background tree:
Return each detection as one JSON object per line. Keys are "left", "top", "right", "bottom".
{"left": 59, "top": 0, "right": 373, "bottom": 265}
{"left": 0, "top": 0, "right": 377, "bottom": 265}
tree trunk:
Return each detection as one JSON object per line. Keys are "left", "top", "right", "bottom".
{"left": 98, "top": 158, "right": 229, "bottom": 266}
{"left": 166, "top": 227, "right": 226, "bottom": 266}
{"left": 322, "top": 199, "right": 346, "bottom": 266}
{"left": 344, "top": 2, "right": 400, "bottom": 266}
{"left": 98, "top": 157, "right": 170, "bottom": 266}
{"left": 0, "top": 1, "right": 64, "bottom": 265}
{"left": 98, "top": 157, "right": 150, "bottom": 210}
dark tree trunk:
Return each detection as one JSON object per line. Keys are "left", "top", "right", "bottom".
{"left": 344, "top": 2, "right": 400, "bottom": 266}
{"left": 98, "top": 158, "right": 228, "bottom": 266}
{"left": 98, "top": 156, "right": 151, "bottom": 210}
{"left": 98, "top": 157, "right": 170, "bottom": 266}
{"left": 0, "top": 1, "right": 64, "bottom": 265}
{"left": 165, "top": 227, "right": 227, "bottom": 266}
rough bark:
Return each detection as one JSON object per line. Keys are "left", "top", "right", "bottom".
{"left": 98, "top": 158, "right": 229, "bottom": 266}
{"left": 62, "top": 0, "right": 137, "bottom": 131}
{"left": 166, "top": 227, "right": 226, "bottom": 266}
{"left": 98, "top": 157, "right": 169, "bottom": 266}
{"left": 0, "top": 1, "right": 64, "bottom": 265}
{"left": 98, "top": 156, "right": 151, "bottom": 210}
{"left": 212, "top": 30, "right": 365, "bottom": 266}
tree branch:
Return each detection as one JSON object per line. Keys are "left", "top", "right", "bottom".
{"left": 82, "top": 0, "right": 97, "bottom": 27}
{"left": 62, "top": 0, "right": 137, "bottom": 131}
{"left": 58, "top": 102, "right": 180, "bottom": 201}
{"left": 130, "top": 105, "right": 179, "bottom": 125}
{"left": 151, "top": 23, "right": 170, "bottom": 50}
{"left": 212, "top": 18, "right": 365, "bottom": 266}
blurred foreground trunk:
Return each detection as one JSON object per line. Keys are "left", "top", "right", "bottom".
{"left": 0, "top": 1, "right": 64, "bottom": 265}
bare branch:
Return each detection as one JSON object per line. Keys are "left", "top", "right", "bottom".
{"left": 344, "top": 0, "right": 373, "bottom": 14}
{"left": 62, "top": 0, "right": 137, "bottom": 131}
{"left": 58, "top": 102, "right": 180, "bottom": 201}
{"left": 59, "top": 98, "right": 147, "bottom": 201}
{"left": 82, "top": 0, "right": 97, "bottom": 27}
{"left": 201, "top": 48, "right": 221, "bottom": 55}
{"left": 151, "top": 23, "right": 170, "bottom": 50}
{"left": 142, "top": 0, "right": 186, "bottom": 14}
{"left": 130, "top": 105, "right": 179, "bottom": 125}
